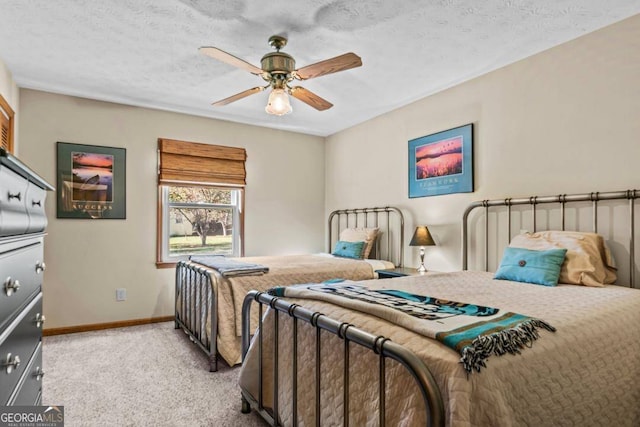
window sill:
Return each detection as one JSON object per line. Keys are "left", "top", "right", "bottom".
{"left": 156, "top": 261, "right": 177, "bottom": 269}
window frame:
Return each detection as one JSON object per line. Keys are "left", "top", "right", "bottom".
{"left": 156, "top": 184, "right": 244, "bottom": 268}
{"left": 0, "top": 93, "right": 15, "bottom": 154}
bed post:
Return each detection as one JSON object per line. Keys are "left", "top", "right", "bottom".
{"left": 461, "top": 201, "right": 482, "bottom": 270}
{"left": 209, "top": 274, "right": 218, "bottom": 372}
{"left": 175, "top": 262, "right": 181, "bottom": 329}
{"left": 241, "top": 291, "right": 257, "bottom": 416}
{"left": 241, "top": 397, "right": 251, "bottom": 414}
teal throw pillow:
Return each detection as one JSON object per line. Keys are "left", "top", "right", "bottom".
{"left": 494, "top": 247, "right": 567, "bottom": 287}
{"left": 333, "top": 240, "right": 365, "bottom": 260}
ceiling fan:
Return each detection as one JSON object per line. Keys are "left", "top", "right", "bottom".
{"left": 199, "top": 35, "right": 362, "bottom": 116}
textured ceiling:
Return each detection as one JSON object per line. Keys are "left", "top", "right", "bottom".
{"left": 0, "top": 1, "right": 638, "bottom": 136}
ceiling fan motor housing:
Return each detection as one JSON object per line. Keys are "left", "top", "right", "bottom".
{"left": 261, "top": 52, "right": 295, "bottom": 75}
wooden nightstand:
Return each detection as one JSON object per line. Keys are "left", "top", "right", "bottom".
{"left": 375, "top": 267, "right": 428, "bottom": 279}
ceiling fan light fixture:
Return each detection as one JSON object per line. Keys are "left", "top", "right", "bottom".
{"left": 265, "top": 88, "right": 292, "bottom": 116}
{"left": 201, "top": 35, "right": 362, "bottom": 113}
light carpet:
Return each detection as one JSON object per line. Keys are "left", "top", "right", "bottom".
{"left": 43, "top": 322, "right": 267, "bottom": 426}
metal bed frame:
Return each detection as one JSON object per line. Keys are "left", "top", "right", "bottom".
{"left": 240, "top": 290, "right": 445, "bottom": 427}
{"left": 462, "top": 189, "right": 639, "bottom": 287}
{"left": 175, "top": 206, "right": 405, "bottom": 372}
{"left": 327, "top": 206, "right": 404, "bottom": 265}
{"left": 239, "top": 188, "right": 639, "bottom": 425}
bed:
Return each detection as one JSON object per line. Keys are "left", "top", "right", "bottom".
{"left": 175, "top": 206, "right": 405, "bottom": 371}
{"left": 238, "top": 189, "right": 640, "bottom": 426}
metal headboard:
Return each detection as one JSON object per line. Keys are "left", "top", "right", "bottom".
{"left": 462, "top": 189, "right": 639, "bottom": 288}
{"left": 328, "top": 206, "right": 405, "bottom": 267}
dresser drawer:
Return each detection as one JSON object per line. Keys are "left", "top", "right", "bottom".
{"left": 0, "top": 293, "right": 42, "bottom": 405}
{"left": 25, "top": 182, "right": 48, "bottom": 234}
{"left": 8, "top": 341, "right": 42, "bottom": 405}
{"left": 0, "top": 242, "right": 44, "bottom": 328}
{"left": 0, "top": 165, "right": 29, "bottom": 237}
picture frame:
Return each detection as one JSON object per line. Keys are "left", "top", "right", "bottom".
{"left": 56, "top": 142, "right": 126, "bottom": 219}
{"left": 408, "top": 123, "right": 474, "bottom": 198}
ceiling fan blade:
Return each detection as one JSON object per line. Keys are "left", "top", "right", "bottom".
{"left": 289, "top": 87, "right": 333, "bottom": 111}
{"left": 199, "top": 47, "right": 263, "bottom": 75}
{"left": 293, "top": 53, "right": 362, "bottom": 80}
{"left": 212, "top": 87, "right": 265, "bottom": 106}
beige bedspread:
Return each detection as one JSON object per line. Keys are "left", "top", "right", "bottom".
{"left": 180, "top": 254, "right": 378, "bottom": 366}
{"left": 239, "top": 271, "right": 640, "bottom": 426}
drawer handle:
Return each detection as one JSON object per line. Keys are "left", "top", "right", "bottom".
{"left": 34, "top": 367, "right": 45, "bottom": 381}
{"left": 32, "top": 200, "right": 42, "bottom": 207}
{"left": 8, "top": 191, "right": 21, "bottom": 202}
{"left": 35, "top": 313, "right": 46, "bottom": 328}
{"left": 35, "top": 313, "right": 47, "bottom": 328}
{"left": 3, "top": 353, "right": 21, "bottom": 374}
{"left": 4, "top": 277, "right": 20, "bottom": 296}
{"left": 36, "top": 261, "right": 46, "bottom": 274}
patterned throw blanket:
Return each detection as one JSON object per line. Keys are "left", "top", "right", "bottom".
{"left": 190, "top": 255, "right": 269, "bottom": 278}
{"left": 269, "top": 283, "right": 555, "bottom": 373}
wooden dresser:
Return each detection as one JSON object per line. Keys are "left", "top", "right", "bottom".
{"left": 0, "top": 149, "right": 53, "bottom": 405}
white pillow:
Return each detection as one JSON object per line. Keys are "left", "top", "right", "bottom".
{"left": 339, "top": 227, "right": 379, "bottom": 259}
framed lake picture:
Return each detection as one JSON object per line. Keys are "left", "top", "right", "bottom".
{"left": 56, "top": 142, "right": 126, "bottom": 219}
{"left": 408, "top": 123, "right": 474, "bottom": 198}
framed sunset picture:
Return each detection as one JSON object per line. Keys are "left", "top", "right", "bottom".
{"left": 408, "top": 123, "right": 474, "bottom": 198}
{"left": 56, "top": 142, "right": 126, "bottom": 219}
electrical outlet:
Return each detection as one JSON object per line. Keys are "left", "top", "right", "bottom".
{"left": 116, "top": 288, "right": 126, "bottom": 301}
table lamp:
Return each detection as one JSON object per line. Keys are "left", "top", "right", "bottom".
{"left": 409, "top": 226, "right": 436, "bottom": 272}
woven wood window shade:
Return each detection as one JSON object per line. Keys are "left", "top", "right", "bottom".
{"left": 158, "top": 138, "right": 246, "bottom": 186}
{"left": 0, "top": 94, "right": 15, "bottom": 153}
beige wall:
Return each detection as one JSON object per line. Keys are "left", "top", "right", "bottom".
{"left": 0, "top": 58, "right": 19, "bottom": 151}
{"left": 12, "top": 14, "right": 640, "bottom": 327}
{"left": 18, "top": 90, "right": 325, "bottom": 329}
{"left": 326, "top": 15, "right": 640, "bottom": 272}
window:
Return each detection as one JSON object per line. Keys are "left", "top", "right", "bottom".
{"left": 157, "top": 138, "right": 246, "bottom": 267}
{"left": 161, "top": 185, "right": 242, "bottom": 261}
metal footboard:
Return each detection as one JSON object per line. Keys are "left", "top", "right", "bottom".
{"left": 240, "top": 291, "right": 445, "bottom": 426}
{"left": 175, "top": 260, "right": 219, "bottom": 371}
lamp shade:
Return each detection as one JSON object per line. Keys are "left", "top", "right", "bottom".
{"left": 409, "top": 226, "right": 435, "bottom": 246}
{"left": 265, "top": 88, "right": 292, "bottom": 116}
